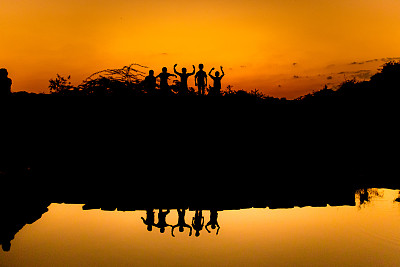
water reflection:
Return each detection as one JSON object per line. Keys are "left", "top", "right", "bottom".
{"left": 192, "top": 210, "right": 205, "bottom": 237}
{"left": 171, "top": 209, "right": 192, "bottom": 237}
{"left": 1, "top": 188, "right": 399, "bottom": 253}
{"left": 206, "top": 209, "right": 220, "bottom": 235}
{"left": 0, "top": 201, "right": 51, "bottom": 252}
{"left": 356, "top": 188, "right": 385, "bottom": 207}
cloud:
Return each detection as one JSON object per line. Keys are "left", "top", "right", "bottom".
{"left": 349, "top": 57, "right": 400, "bottom": 65}
{"left": 292, "top": 63, "right": 297, "bottom": 66}
{"left": 381, "top": 57, "right": 400, "bottom": 62}
{"left": 326, "top": 76, "right": 333, "bottom": 80}
{"left": 349, "top": 61, "right": 365, "bottom": 65}
{"left": 160, "top": 53, "right": 168, "bottom": 55}
{"left": 293, "top": 75, "right": 300, "bottom": 79}
{"left": 240, "top": 65, "right": 246, "bottom": 68}
{"left": 337, "top": 69, "right": 372, "bottom": 79}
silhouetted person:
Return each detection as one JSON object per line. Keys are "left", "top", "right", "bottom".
{"left": 143, "top": 70, "right": 157, "bottom": 94}
{"left": 0, "top": 68, "right": 12, "bottom": 96}
{"left": 157, "top": 67, "right": 177, "bottom": 95}
{"left": 195, "top": 64, "right": 207, "bottom": 95}
{"left": 208, "top": 66, "right": 225, "bottom": 96}
{"left": 174, "top": 64, "right": 195, "bottom": 95}
{"left": 141, "top": 209, "right": 155, "bottom": 232}
{"left": 154, "top": 209, "right": 172, "bottom": 233}
{"left": 171, "top": 209, "right": 192, "bottom": 237}
{"left": 205, "top": 209, "right": 220, "bottom": 235}
{"left": 192, "top": 210, "right": 204, "bottom": 237}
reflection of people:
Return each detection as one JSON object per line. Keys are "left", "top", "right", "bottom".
{"left": 0, "top": 68, "right": 12, "bottom": 96}
{"left": 154, "top": 209, "right": 172, "bottom": 233}
{"left": 208, "top": 66, "right": 225, "bottom": 96}
{"left": 195, "top": 64, "right": 207, "bottom": 95}
{"left": 141, "top": 209, "right": 155, "bottom": 231}
{"left": 171, "top": 209, "right": 192, "bottom": 237}
{"left": 205, "top": 209, "right": 220, "bottom": 235}
{"left": 174, "top": 64, "right": 195, "bottom": 95}
{"left": 156, "top": 67, "right": 176, "bottom": 95}
{"left": 192, "top": 210, "right": 204, "bottom": 237}
{"left": 143, "top": 70, "right": 157, "bottom": 94}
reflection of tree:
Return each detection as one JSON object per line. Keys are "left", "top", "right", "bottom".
{"left": 395, "top": 191, "right": 400, "bottom": 203}
{"left": 0, "top": 201, "right": 50, "bottom": 252}
{"left": 356, "top": 188, "right": 384, "bottom": 207}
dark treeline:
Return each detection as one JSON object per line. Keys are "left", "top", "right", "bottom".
{"left": 4, "top": 61, "right": 400, "bottom": 104}
{"left": 0, "top": 61, "right": 398, "bottom": 218}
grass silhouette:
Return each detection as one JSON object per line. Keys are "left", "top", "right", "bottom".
{"left": 33, "top": 61, "right": 399, "bottom": 104}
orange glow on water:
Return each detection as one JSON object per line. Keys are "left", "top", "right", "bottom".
{"left": 1, "top": 0, "right": 400, "bottom": 98}
{"left": 1, "top": 189, "right": 400, "bottom": 266}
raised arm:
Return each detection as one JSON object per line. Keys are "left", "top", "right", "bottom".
{"left": 208, "top": 68, "right": 215, "bottom": 78}
{"left": 171, "top": 225, "right": 178, "bottom": 237}
{"left": 189, "top": 65, "right": 196, "bottom": 76}
{"left": 205, "top": 222, "right": 211, "bottom": 233}
{"left": 220, "top": 66, "right": 225, "bottom": 78}
{"left": 174, "top": 64, "right": 181, "bottom": 75}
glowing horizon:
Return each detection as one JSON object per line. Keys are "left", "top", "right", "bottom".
{"left": 1, "top": 0, "right": 399, "bottom": 98}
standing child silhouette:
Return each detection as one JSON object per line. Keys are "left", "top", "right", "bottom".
{"left": 195, "top": 64, "right": 207, "bottom": 96}
{"left": 174, "top": 64, "right": 195, "bottom": 95}
{"left": 143, "top": 70, "right": 157, "bottom": 95}
{"left": 208, "top": 66, "right": 225, "bottom": 96}
{"left": 156, "top": 67, "right": 177, "bottom": 95}
{"left": 0, "top": 68, "right": 12, "bottom": 97}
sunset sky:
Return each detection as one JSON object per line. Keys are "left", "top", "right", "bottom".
{"left": 1, "top": 0, "right": 399, "bottom": 98}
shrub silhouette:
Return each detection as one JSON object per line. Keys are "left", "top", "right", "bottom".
{"left": 44, "top": 61, "right": 400, "bottom": 102}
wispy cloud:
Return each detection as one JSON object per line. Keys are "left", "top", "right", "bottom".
{"left": 337, "top": 69, "right": 372, "bottom": 79}
{"left": 348, "top": 57, "right": 400, "bottom": 65}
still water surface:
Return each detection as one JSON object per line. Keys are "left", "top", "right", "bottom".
{"left": 1, "top": 189, "right": 400, "bottom": 266}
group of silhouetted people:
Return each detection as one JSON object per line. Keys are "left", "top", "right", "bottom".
{"left": 143, "top": 64, "right": 225, "bottom": 96}
{"left": 0, "top": 68, "right": 12, "bottom": 97}
{"left": 141, "top": 209, "right": 220, "bottom": 237}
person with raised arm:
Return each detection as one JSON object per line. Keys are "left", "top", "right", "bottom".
{"left": 205, "top": 209, "right": 220, "bottom": 235}
{"left": 156, "top": 67, "right": 177, "bottom": 95}
{"left": 141, "top": 209, "right": 155, "bottom": 232}
{"left": 154, "top": 209, "right": 172, "bottom": 234}
{"left": 171, "top": 209, "right": 192, "bottom": 237}
{"left": 208, "top": 66, "right": 225, "bottom": 96}
{"left": 174, "top": 64, "right": 195, "bottom": 95}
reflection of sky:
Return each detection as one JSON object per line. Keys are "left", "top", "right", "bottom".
{"left": 1, "top": 189, "right": 400, "bottom": 266}
{"left": 1, "top": 0, "right": 400, "bottom": 98}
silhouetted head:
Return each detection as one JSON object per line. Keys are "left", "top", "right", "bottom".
{"left": 162, "top": 67, "right": 167, "bottom": 73}
{"left": 182, "top": 68, "right": 187, "bottom": 74}
{"left": 160, "top": 227, "right": 165, "bottom": 233}
{"left": 2, "top": 241, "right": 11, "bottom": 252}
{"left": 211, "top": 224, "right": 216, "bottom": 229}
{"left": 179, "top": 226, "right": 184, "bottom": 232}
{"left": 149, "top": 70, "right": 154, "bottom": 76}
{"left": 199, "top": 64, "right": 204, "bottom": 70}
{"left": 215, "top": 71, "right": 220, "bottom": 77}
{"left": 147, "top": 225, "right": 153, "bottom": 231}
{"left": 0, "top": 68, "right": 8, "bottom": 78}
{"left": 195, "top": 231, "right": 200, "bottom": 237}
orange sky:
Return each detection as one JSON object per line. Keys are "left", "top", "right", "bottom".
{"left": 1, "top": 0, "right": 399, "bottom": 98}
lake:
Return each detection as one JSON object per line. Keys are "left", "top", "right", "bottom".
{"left": 1, "top": 188, "right": 399, "bottom": 266}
